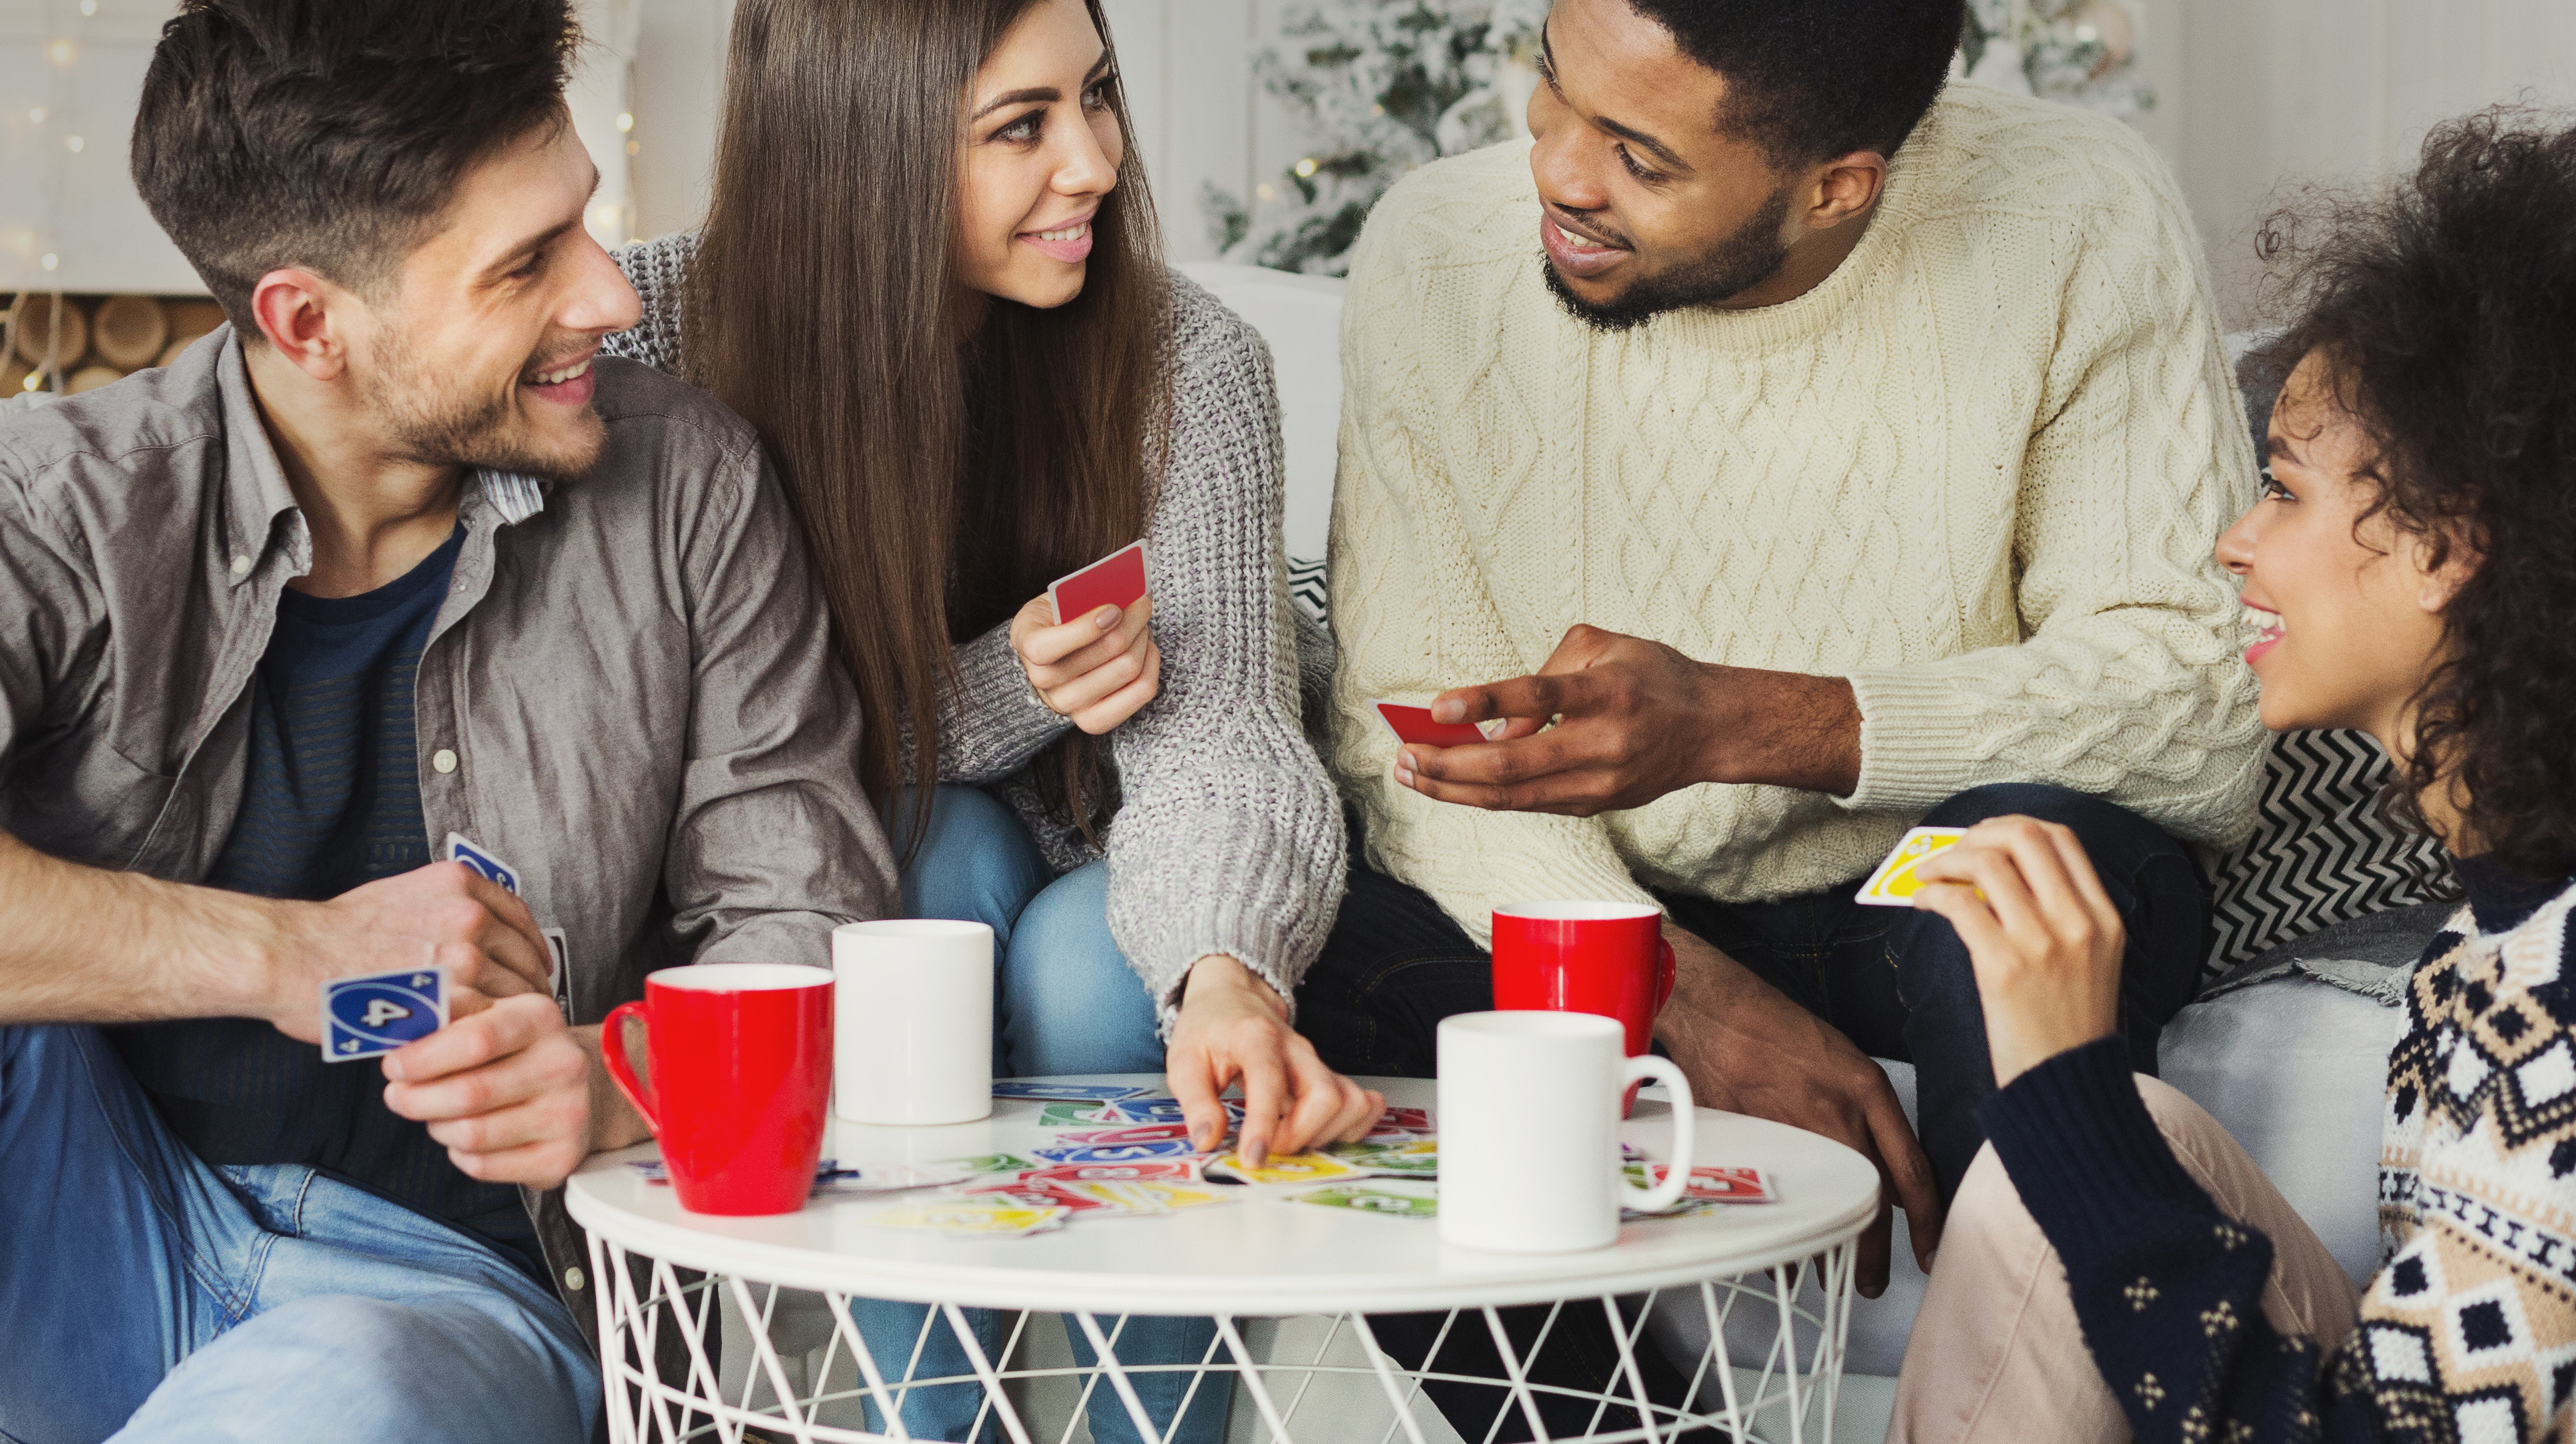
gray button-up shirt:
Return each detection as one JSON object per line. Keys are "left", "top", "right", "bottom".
{"left": 0, "top": 328, "right": 895, "bottom": 1338}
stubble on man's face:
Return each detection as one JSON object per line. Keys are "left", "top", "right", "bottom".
{"left": 1544, "top": 180, "right": 1795, "bottom": 332}
{"left": 360, "top": 318, "right": 606, "bottom": 483}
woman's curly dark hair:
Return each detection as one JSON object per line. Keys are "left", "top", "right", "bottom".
{"left": 2254, "top": 107, "right": 2576, "bottom": 879}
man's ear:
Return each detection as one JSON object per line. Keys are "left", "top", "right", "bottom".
{"left": 246, "top": 268, "right": 350, "bottom": 381}
{"left": 1803, "top": 149, "right": 1888, "bottom": 232}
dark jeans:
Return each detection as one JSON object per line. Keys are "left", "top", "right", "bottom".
{"left": 1293, "top": 783, "right": 2208, "bottom": 1443}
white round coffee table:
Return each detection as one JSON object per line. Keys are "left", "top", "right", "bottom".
{"left": 567, "top": 1075, "right": 1876, "bottom": 1444}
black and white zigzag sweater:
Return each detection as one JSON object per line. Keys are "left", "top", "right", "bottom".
{"left": 1983, "top": 855, "right": 2576, "bottom": 1442}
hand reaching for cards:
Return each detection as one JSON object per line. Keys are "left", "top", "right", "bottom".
{"left": 381, "top": 991, "right": 595, "bottom": 1189}
{"left": 1011, "top": 593, "right": 1162, "bottom": 735}
{"left": 1393, "top": 625, "right": 1861, "bottom": 813}
{"left": 261, "top": 861, "right": 555, "bottom": 1042}
{"left": 1909, "top": 816, "right": 2124, "bottom": 1087}
{"left": 1166, "top": 954, "right": 1385, "bottom": 1166}
{"left": 1657, "top": 926, "right": 1941, "bottom": 1298}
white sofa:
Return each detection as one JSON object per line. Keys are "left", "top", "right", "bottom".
{"left": 1177, "top": 261, "right": 2426, "bottom": 1440}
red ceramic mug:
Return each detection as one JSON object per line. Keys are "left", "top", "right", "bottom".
{"left": 1490, "top": 901, "right": 1677, "bottom": 1062}
{"left": 602, "top": 963, "right": 834, "bottom": 1216}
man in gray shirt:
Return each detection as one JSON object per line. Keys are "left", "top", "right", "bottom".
{"left": 0, "top": 3, "right": 894, "bottom": 1439}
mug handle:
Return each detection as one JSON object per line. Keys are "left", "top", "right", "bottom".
{"left": 600, "top": 1000, "right": 660, "bottom": 1135}
{"left": 1617, "top": 1054, "right": 1696, "bottom": 1214}
{"left": 1652, "top": 936, "right": 1676, "bottom": 1016}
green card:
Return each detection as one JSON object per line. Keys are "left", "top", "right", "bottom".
{"left": 1292, "top": 1184, "right": 1438, "bottom": 1218}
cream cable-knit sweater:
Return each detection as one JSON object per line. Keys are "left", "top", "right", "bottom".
{"left": 1326, "top": 83, "right": 2265, "bottom": 942}
{"left": 606, "top": 239, "right": 1344, "bottom": 1030}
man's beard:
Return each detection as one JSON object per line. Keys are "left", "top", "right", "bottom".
{"left": 363, "top": 325, "right": 605, "bottom": 482}
{"left": 1544, "top": 183, "right": 1795, "bottom": 332}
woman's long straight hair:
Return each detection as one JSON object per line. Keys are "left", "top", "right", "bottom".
{"left": 686, "top": 0, "right": 1167, "bottom": 845}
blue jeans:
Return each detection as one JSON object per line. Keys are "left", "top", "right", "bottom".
{"left": 0, "top": 1024, "right": 597, "bottom": 1444}
{"left": 848, "top": 785, "right": 1227, "bottom": 1444}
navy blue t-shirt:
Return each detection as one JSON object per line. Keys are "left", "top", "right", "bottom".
{"left": 111, "top": 527, "right": 540, "bottom": 1277}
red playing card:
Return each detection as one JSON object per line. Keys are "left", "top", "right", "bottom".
{"left": 1050, "top": 1123, "right": 1195, "bottom": 1148}
{"left": 1048, "top": 542, "right": 1149, "bottom": 625}
{"left": 1643, "top": 1162, "right": 1776, "bottom": 1204}
{"left": 1371, "top": 701, "right": 1488, "bottom": 748}
{"left": 1020, "top": 1158, "right": 1203, "bottom": 1186}
{"left": 1377, "top": 1106, "right": 1433, "bottom": 1131}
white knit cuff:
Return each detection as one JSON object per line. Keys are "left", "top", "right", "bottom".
{"left": 1839, "top": 666, "right": 1991, "bottom": 813}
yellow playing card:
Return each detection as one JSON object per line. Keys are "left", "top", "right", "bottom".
{"left": 863, "top": 1198, "right": 1066, "bottom": 1236}
{"left": 1853, "top": 827, "right": 1969, "bottom": 906}
{"left": 1212, "top": 1151, "right": 1365, "bottom": 1185}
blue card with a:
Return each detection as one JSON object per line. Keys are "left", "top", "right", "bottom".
{"left": 993, "top": 1081, "right": 1148, "bottom": 1102}
{"left": 444, "top": 832, "right": 521, "bottom": 895}
{"left": 322, "top": 968, "right": 448, "bottom": 1062}
{"left": 1030, "top": 1139, "right": 1196, "bottom": 1164}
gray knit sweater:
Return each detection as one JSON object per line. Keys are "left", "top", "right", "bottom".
{"left": 605, "top": 235, "right": 1345, "bottom": 1030}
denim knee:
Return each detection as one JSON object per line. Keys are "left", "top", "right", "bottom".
{"left": 896, "top": 785, "right": 1053, "bottom": 944}
{"left": 1002, "top": 862, "right": 1166, "bottom": 1077}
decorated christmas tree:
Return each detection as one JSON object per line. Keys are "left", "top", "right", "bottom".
{"left": 1211, "top": 0, "right": 2150, "bottom": 276}
{"left": 1204, "top": 0, "right": 1546, "bottom": 276}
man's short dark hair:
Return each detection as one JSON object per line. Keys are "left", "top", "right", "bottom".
{"left": 132, "top": 0, "right": 580, "bottom": 330}
{"left": 1625, "top": 0, "right": 1967, "bottom": 166}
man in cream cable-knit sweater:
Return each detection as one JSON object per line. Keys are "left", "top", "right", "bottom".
{"left": 1297, "top": 0, "right": 2262, "bottom": 1377}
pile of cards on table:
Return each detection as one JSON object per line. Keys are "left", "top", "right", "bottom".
{"left": 649, "top": 1080, "right": 1781, "bottom": 1238}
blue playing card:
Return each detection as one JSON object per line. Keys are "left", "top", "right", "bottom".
{"left": 992, "top": 1081, "right": 1149, "bottom": 1102}
{"left": 1030, "top": 1139, "right": 1197, "bottom": 1164}
{"left": 321, "top": 968, "right": 448, "bottom": 1062}
{"left": 444, "top": 832, "right": 521, "bottom": 895}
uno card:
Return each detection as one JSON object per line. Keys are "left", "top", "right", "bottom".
{"left": 1050, "top": 1123, "right": 1196, "bottom": 1148}
{"left": 1377, "top": 1106, "right": 1433, "bottom": 1132}
{"left": 862, "top": 1198, "right": 1068, "bottom": 1237}
{"left": 1019, "top": 1158, "right": 1204, "bottom": 1186}
{"left": 1624, "top": 1162, "right": 1777, "bottom": 1206}
{"left": 321, "top": 967, "right": 448, "bottom": 1061}
{"left": 1062, "top": 1179, "right": 1234, "bottom": 1214}
{"left": 1292, "top": 1183, "right": 1439, "bottom": 1219}
{"left": 943, "top": 1152, "right": 1044, "bottom": 1176}
{"left": 964, "top": 1179, "right": 1129, "bottom": 1214}
{"left": 1370, "top": 700, "right": 1488, "bottom": 749}
{"left": 1209, "top": 1151, "right": 1365, "bottom": 1186}
{"left": 1853, "top": 826, "right": 1969, "bottom": 907}
{"left": 994, "top": 1081, "right": 1147, "bottom": 1102}
{"left": 1330, "top": 1140, "right": 1439, "bottom": 1177}
{"left": 1031, "top": 1139, "right": 1198, "bottom": 1165}
{"left": 541, "top": 928, "right": 571, "bottom": 1024}
{"left": 1048, "top": 541, "right": 1149, "bottom": 625}
{"left": 444, "top": 832, "right": 522, "bottom": 894}
{"left": 1036, "top": 1101, "right": 1134, "bottom": 1128}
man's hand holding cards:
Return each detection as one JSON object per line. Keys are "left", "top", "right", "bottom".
{"left": 1010, "top": 542, "right": 1161, "bottom": 735}
{"left": 292, "top": 833, "right": 598, "bottom": 1190}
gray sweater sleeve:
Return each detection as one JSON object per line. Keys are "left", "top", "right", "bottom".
{"left": 1104, "top": 277, "right": 1347, "bottom": 1032}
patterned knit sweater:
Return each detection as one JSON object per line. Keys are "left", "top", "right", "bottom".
{"left": 604, "top": 237, "right": 1344, "bottom": 1030}
{"left": 1325, "top": 82, "right": 2264, "bottom": 941}
{"left": 1985, "top": 857, "right": 2576, "bottom": 1442}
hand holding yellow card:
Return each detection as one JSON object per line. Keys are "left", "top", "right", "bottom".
{"left": 1852, "top": 826, "right": 1969, "bottom": 906}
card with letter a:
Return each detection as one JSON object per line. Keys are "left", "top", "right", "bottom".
{"left": 1853, "top": 827, "right": 1969, "bottom": 907}
{"left": 322, "top": 968, "right": 448, "bottom": 1062}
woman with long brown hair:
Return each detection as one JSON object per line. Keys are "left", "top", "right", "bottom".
{"left": 603, "top": 0, "right": 1373, "bottom": 1437}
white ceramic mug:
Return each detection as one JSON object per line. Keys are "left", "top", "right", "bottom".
{"left": 1437, "top": 1011, "right": 1695, "bottom": 1252}
{"left": 832, "top": 920, "right": 993, "bottom": 1125}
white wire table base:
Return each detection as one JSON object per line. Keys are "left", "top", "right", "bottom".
{"left": 588, "top": 1233, "right": 1859, "bottom": 1444}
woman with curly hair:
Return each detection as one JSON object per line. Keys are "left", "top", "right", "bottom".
{"left": 1887, "top": 108, "right": 2576, "bottom": 1443}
